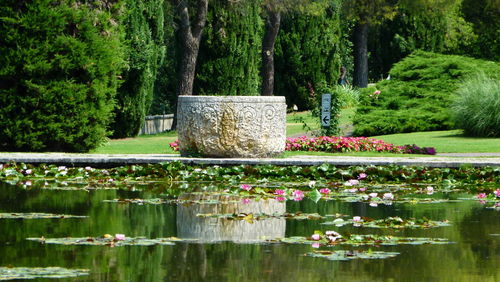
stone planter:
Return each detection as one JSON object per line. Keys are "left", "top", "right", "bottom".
{"left": 177, "top": 95, "right": 286, "bottom": 158}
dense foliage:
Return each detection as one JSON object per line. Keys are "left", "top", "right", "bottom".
{"left": 110, "top": 0, "right": 166, "bottom": 138}
{"left": 194, "top": 0, "right": 263, "bottom": 96}
{"left": 452, "top": 73, "right": 500, "bottom": 137}
{"left": 275, "top": 5, "right": 343, "bottom": 110}
{"left": 352, "top": 51, "right": 500, "bottom": 137}
{"left": 0, "top": 0, "right": 125, "bottom": 152}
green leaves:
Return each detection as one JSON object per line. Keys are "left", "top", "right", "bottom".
{"left": 305, "top": 250, "right": 399, "bottom": 261}
{"left": 0, "top": 267, "right": 89, "bottom": 280}
{"left": 0, "top": 213, "right": 87, "bottom": 219}
{"left": 27, "top": 236, "right": 184, "bottom": 246}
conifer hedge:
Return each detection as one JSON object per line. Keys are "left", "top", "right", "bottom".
{"left": 194, "top": 0, "right": 263, "bottom": 96}
{"left": 0, "top": 0, "right": 125, "bottom": 152}
{"left": 275, "top": 7, "right": 343, "bottom": 110}
{"left": 110, "top": 0, "right": 166, "bottom": 138}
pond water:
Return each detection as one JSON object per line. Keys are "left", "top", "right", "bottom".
{"left": 0, "top": 181, "right": 498, "bottom": 281}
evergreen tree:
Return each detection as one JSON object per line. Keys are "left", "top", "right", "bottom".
{"left": 275, "top": 4, "right": 343, "bottom": 110}
{"left": 194, "top": 0, "right": 263, "bottom": 96}
{"left": 111, "top": 0, "right": 166, "bottom": 138}
{"left": 0, "top": 0, "right": 125, "bottom": 152}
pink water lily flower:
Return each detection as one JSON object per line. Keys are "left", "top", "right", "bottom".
{"left": 240, "top": 184, "right": 252, "bottom": 191}
{"left": 359, "top": 187, "right": 367, "bottom": 192}
{"left": 495, "top": 189, "right": 500, "bottom": 197}
{"left": 311, "top": 234, "right": 321, "bottom": 241}
{"left": 293, "top": 190, "right": 304, "bottom": 198}
{"left": 319, "top": 188, "right": 331, "bottom": 194}
{"left": 477, "top": 193, "right": 487, "bottom": 199}
{"left": 369, "top": 193, "right": 378, "bottom": 198}
{"left": 352, "top": 216, "right": 362, "bottom": 222}
{"left": 274, "top": 189, "right": 286, "bottom": 195}
{"left": 241, "top": 198, "right": 251, "bottom": 204}
{"left": 114, "top": 234, "right": 126, "bottom": 241}
{"left": 383, "top": 193, "right": 394, "bottom": 200}
{"left": 345, "top": 179, "right": 359, "bottom": 186}
{"left": 358, "top": 173, "right": 367, "bottom": 180}
{"left": 426, "top": 186, "right": 434, "bottom": 195}
{"left": 275, "top": 196, "right": 286, "bottom": 202}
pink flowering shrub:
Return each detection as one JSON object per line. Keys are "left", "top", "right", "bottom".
{"left": 285, "top": 136, "right": 436, "bottom": 155}
{"left": 170, "top": 136, "right": 436, "bottom": 155}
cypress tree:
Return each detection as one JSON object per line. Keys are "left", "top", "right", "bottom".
{"left": 0, "top": 0, "right": 125, "bottom": 152}
{"left": 275, "top": 5, "right": 343, "bottom": 110}
{"left": 111, "top": 0, "right": 166, "bottom": 138}
{"left": 194, "top": 0, "right": 263, "bottom": 96}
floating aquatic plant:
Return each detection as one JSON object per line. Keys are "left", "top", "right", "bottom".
{"left": 321, "top": 216, "right": 450, "bottom": 229}
{"left": 304, "top": 250, "right": 400, "bottom": 261}
{"left": 271, "top": 232, "right": 451, "bottom": 246}
{"left": 26, "top": 236, "right": 186, "bottom": 246}
{"left": 0, "top": 267, "right": 89, "bottom": 280}
{"left": 0, "top": 213, "right": 87, "bottom": 219}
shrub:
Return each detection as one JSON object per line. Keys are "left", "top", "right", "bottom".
{"left": 452, "top": 73, "right": 500, "bottom": 137}
{"left": 352, "top": 51, "right": 500, "bottom": 136}
{"left": 0, "top": 0, "right": 125, "bottom": 152}
{"left": 110, "top": 0, "right": 166, "bottom": 138}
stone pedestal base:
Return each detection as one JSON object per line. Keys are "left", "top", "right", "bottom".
{"left": 177, "top": 96, "right": 286, "bottom": 158}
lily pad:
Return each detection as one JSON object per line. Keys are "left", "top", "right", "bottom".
{"left": 0, "top": 213, "right": 87, "bottom": 219}
{"left": 26, "top": 236, "right": 187, "bottom": 246}
{"left": 195, "top": 212, "right": 331, "bottom": 221}
{"left": 272, "top": 234, "right": 451, "bottom": 246}
{"left": 321, "top": 216, "right": 450, "bottom": 229}
{"left": 103, "top": 198, "right": 168, "bottom": 205}
{"left": 0, "top": 266, "right": 89, "bottom": 280}
{"left": 305, "top": 250, "right": 399, "bottom": 261}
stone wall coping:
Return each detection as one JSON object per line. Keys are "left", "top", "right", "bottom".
{"left": 178, "top": 95, "right": 285, "bottom": 103}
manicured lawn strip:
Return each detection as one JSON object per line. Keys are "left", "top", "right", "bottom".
{"left": 373, "top": 130, "right": 500, "bottom": 153}
{"left": 91, "top": 136, "right": 178, "bottom": 154}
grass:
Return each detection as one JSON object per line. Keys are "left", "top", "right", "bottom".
{"left": 91, "top": 110, "right": 500, "bottom": 155}
{"left": 373, "top": 130, "right": 500, "bottom": 153}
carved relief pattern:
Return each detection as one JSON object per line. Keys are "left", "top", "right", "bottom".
{"left": 177, "top": 96, "right": 286, "bottom": 157}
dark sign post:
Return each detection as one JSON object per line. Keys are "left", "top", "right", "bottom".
{"left": 321, "top": 93, "right": 331, "bottom": 127}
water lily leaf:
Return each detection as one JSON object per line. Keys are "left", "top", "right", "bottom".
{"left": 273, "top": 234, "right": 451, "bottom": 246}
{"left": 103, "top": 198, "right": 168, "bottom": 205}
{"left": 0, "top": 213, "right": 87, "bottom": 219}
{"left": 321, "top": 217, "right": 450, "bottom": 229}
{"left": 308, "top": 189, "right": 322, "bottom": 203}
{"left": 26, "top": 236, "right": 189, "bottom": 246}
{"left": 195, "top": 212, "right": 328, "bottom": 221}
{"left": 305, "top": 250, "right": 399, "bottom": 261}
{"left": 0, "top": 267, "right": 89, "bottom": 280}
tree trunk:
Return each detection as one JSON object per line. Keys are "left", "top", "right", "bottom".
{"left": 353, "top": 22, "right": 369, "bottom": 88}
{"left": 261, "top": 10, "right": 281, "bottom": 96}
{"left": 176, "top": 0, "right": 208, "bottom": 96}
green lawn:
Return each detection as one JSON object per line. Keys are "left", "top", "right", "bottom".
{"left": 92, "top": 111, "right": 500, "bottom": 155}
{"left": 373, "top": 130, "right": 500, "bottom": 153}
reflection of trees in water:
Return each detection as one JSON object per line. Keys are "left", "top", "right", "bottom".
{"left": 177, "top": 194, "right": 286, "bottom": 243}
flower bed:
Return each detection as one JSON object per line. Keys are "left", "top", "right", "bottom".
{"left": 285, "top": 136, "right": 436, "bottom": 155}
{"left": 170, "top": 136, "right": 436, "bottom": 155}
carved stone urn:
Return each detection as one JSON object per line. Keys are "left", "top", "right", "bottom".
{"left": 177, "top": 95, "right": 286, "bottom": 158}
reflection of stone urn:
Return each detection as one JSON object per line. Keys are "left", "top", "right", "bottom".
{"left": 177, "top": 194, "right": 286, "bottom": 243}
{"left": 177, "top": 96, "right": 286, "bottom": 158}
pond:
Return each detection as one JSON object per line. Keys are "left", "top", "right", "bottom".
{"left": 0, "top": 165, "right": 499, "bottom": 281}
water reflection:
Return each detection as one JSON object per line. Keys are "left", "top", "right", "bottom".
{"left": 177, "top": 194, "right": 286, "bottom": 243}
